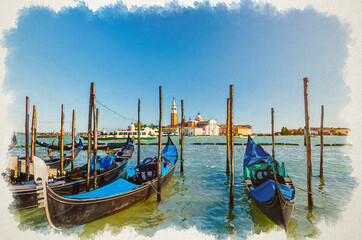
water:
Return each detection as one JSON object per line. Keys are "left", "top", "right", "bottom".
{"left": 8, "top": 135, "right": 356, "bottom": 239}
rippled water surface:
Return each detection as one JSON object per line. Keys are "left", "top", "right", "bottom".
{"left": 8, "top": 135, "right": 356, "bottom": 239}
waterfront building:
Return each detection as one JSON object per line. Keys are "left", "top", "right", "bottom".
{"left": 182, "top": 127, "right": 204, "bottom": 136}
{"left": 184, "top": 113, "right": 219, "bottom": 136}
{"left": 163, "top": 112, "right": 220, "bottom": 136}
{"left": 218, "top": 124, "right": 252, "bottom": 136}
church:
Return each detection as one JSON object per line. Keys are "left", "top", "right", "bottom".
{"left": 163, "top": 98, "right": 220, "bottom": 136}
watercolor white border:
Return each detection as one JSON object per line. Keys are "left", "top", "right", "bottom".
{"left": 0, "top": 1, "right": 361, "bottom": 239}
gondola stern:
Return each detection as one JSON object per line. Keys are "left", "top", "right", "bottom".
{"left": 274, "top": 181, "right": 294, "bottom": 230}
{"left": 33, "top": 156, "right": 57, "bottom": 229}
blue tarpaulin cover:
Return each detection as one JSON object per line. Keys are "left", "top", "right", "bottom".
{"left": 90, "top": 155, "right": 115, "bottom": 170}
{"left": 244, "top": 138, "right": 279, "bottom": 169}
{"left": 65, "top": 178, "right": 139, "bottom": 199}
{"left": 161, "top": 143, "right": 177, "bottom": 165}
{"left": 250, "top": 179, "right": 295, "bottom": 202}
{"left": 126, "top": 162, "right": 136, "bottom": 179}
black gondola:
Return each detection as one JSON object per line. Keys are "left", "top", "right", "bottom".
{"left": 34, "top": 137, "right": 177, "bottom": 230}
{"left": 243, "top": 136, "right": 296, "bottom": 230}
{"left": 9, "top": 140, "right": 134, "bottom": 210}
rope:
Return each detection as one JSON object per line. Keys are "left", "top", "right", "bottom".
{"left": 41, "top": 137, "right": 57, "bottom": 153}
{"left": 149, "top": 181, "right": 161, "bottom": 195}
{"left": 96, "top": 100, "right": 137, "bottom": 122}
{"left": 38, "top": 121, "right": 71, "bottom": 124}
{"left": 293, "top": 183, "right": 314, "bottom": 195}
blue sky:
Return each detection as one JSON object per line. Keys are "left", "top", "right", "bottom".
{"left": 3, "top": 2, "right": 349, "bottom": 133}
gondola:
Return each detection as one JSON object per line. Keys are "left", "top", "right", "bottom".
{"left": 34, "top": 137, "right": 177, "bottom": 230}
{"left": 112, "top": 137, "right": 134, "bottom": 161}
{"left": 36, "top": 138, "right": 127, "bottom": 151}
{"left": 243, "top": 136, "right": 296, "bottom": 230}
{"left": 9, "top": 140, "right": 134, "bottom": 210}
{"left": 13, "top": 142, "right": 83, "bottom": 181}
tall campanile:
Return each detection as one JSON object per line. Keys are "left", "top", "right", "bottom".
{"left": 171, "top": 97, "right": 177, "bottom": 127}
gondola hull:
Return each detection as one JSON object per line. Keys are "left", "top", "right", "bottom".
{"left": 44, "top": 163, "right": 176, "bottom": 230}
{"left": 10, "top": 160, "right": 128, "bottom": 210}
{"left": 247, "top": 182, "right": 295, "bottom": 229}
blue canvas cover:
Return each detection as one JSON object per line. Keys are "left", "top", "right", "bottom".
{"left": 65, "top": 178, "right": 140, "bottom": 199}
{"left": 125, "top": 162, "right": 136, "bottom": 179}
{"left": 244, "top": 138, "right": 279, "bottom": 169}
{"left": 161, "top": 143, "right": 177, "bottom": 165}
{"left": 90, "top": 155, "right": 115, "bottom": 170}
{"left": 250, "top": 179, "right": 295, "bottom": 202}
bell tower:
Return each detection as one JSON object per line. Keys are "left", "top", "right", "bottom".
{"left": 171, "top": 97, "right": 177, "bottom": 127}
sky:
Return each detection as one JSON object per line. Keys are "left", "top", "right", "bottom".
{"left": 3, "top": 1, "right": 350, "bottom": 133}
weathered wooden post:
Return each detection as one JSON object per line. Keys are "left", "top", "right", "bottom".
{"left": 157, "top": 86, "right": 163, "bottom": 202}
{"left": 25, "top": 97, "right": 30, "bottom": 181}
{"left": 303, "top": 78, "right": 314, "bottom": 209}
{"left": 31, "top": 105, "right": 36, "bottom": 163}
{"left": 180, "top": 99, "right": 184, "bottom": 173}
{"left": 137, "top": 99, "right": 141, "bottom": 165}
{"left": 60, "top": 104, "right": 65, "bottom": 176}
{"left": 93, "top": 108, "right": 99, "bottom": 190}
{"left": 71, "top": 110, "right": 75, "bottom": 171}
{"left": 271, "top": 107, "right": 275, "bottom": 158}
{"left": 226, "top": 98, "right": 230, "bottom": 175}
{"left": 86, "top": 82, "right": 95, "bottom": 191}
{"left": 320, "top": 105, "right": 324, "bottom": 178}
{"left": 229, "top": 85, "right": 234, "bottom": 205}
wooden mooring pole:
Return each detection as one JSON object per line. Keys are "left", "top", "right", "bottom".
{"left": 31, "top": 105, "right": 36, "bottom": 162}
{"left": 86, "top": 82, "right": 95, "bottom": 191}
{"left": 229, "top": 85, "right": 234, "bottom": 205}
{"left": 271, "top": 107, "right": 275, "bottom": 158}
{"left": 180, "top": 99, "right": 184, "bottom": 173}
{"left": 25, "top": 97, "right": 30, "bottom": 181}
{"left": 303, "top": 78, "right": 313, "bottom": 210}
{"left": 320, "top": 105, "right": 324, "bottom": 178}
{"left": 137, "top": 99, "right": 141, "bottom": 165}
{"left": 71, "top": 110, "right": 75, "bottom": 171}
{"left": 226, "top": 98, "right": 230, "bottom": 176}
{"left": 60, "top": 104, "right": 65, "bottom": 176}
{"left": 157, "top": 86, "right": 163, "bottom": 202}
{"left": 93, "top": 108, "right": 98, "bottom": 190}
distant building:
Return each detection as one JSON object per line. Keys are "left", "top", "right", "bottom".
{"left": 219, "top": 124, "right": 252, "bottom": 136}
{"left": 163, "top": 112, "right": 219, "bottom": 136}
{"left": 184, "top": 113, "right": 219, "bottom": 136}
{"left": 171, "top": 97, "right": 177, "bottom": 127}
{"left": 182, "top": 127, "right": 204, "bottom": 136}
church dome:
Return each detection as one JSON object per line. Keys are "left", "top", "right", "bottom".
{"left": 195, "top": 112, "right": 203, "bottom": 121}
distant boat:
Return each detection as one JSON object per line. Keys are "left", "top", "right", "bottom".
{"left": 82, "top": 130, "right": 157, "bottom": 141}
{"left": 238, "top": 135, "right": 248, "bottom": 139}
{"left": 243, "top": 136, "right": 296, "bottom": 230}
{"left": 238, "top": 135, "right": 254, "bottom": 139}
{"left": 8, "top": 132, "right": 17, "bottom": 150}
